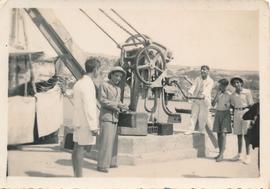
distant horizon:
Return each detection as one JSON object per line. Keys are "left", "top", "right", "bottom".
{"left": 8, "top": 49, "right": 259, "bottom": 73}
{"left": 167, "top": 64, "right": 259, "bottom": 73}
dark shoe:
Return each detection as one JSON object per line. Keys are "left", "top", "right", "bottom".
{"left": 216, "top": 155, "right": 224, "bottom": 162}
{"left": 97, "top": 167, "right": 108, "bottom": 173}
{"left": 214, "top": 154, "right": 221, "bottom": 159}
{"left": 110, "top": 165, "right": 118, "bottom": 168}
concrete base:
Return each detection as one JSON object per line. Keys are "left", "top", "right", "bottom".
{"left": 84, "top": 132, "right": 207, "bottom": 165}
{"left": 61, "top": 98, "right": 210, "bottom": 165}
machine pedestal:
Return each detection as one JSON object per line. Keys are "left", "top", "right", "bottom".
{"left": 84, "top": 132, "right": 207, "bottom": 165}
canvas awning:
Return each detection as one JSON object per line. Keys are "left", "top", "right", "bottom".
{"left": 9, "top": 48, "right": 44, "bottom": 61}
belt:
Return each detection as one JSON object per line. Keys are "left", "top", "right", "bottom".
{"left": 216, "top": 109, "right": 230, "bottom": 112}
{"left": 234, "top": 107, "right": 248, "bottom": 111}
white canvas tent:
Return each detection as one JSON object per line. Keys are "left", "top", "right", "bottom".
{"left": 8, "top": 9, "right": 63, "bottom": 145}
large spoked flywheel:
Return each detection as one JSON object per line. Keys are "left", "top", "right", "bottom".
{"left": 135, "top": 45, "right": 166, "bottom": 86}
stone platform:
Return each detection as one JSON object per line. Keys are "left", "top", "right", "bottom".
{"left": 84, "top": 131, "right": 207, "bottom": 165}
{"left": 59, "top": 125, "right": 208, "bottom": 165}
{"left": 61, "top": 98, "right": 209, "bottom": 165}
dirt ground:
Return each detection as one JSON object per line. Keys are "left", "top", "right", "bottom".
{"left": 8, "top": 134, "right": 259, "bottom": 178}
{"left": 8, "top": 99, "right": 259, "bottom": 178}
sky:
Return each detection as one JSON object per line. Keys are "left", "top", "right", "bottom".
{"left": 20, "top": 9, "right": 258, "bottom": 71}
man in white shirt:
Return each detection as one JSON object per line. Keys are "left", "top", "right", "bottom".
{"left": 185, "top": 65, "right": 214, "bottom": 134}
{"left": 72, "top": 58, "right": 101, "bottom": 177}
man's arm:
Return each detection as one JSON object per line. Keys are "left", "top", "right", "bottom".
{"left": 229, "top": 94, "right": 235, "bottom": 112}
{"left": 188, "top": 77, "right": 198, "bottom": 96}
{"left": 211, "top": 90, "right": 220, "bottom": 107}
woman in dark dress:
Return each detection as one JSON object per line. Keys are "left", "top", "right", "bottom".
{"left": 243, "top": 102, "right": 259, "bottom": 169}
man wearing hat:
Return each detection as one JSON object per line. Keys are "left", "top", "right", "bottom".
{"left": 72, "top": 58, "right": 101, "bottom": 177}
{"left": 97, "top": 66, "right": 128, "bottom": 173}
{"left": 230, "top": 76, "right": 254, "bottom": 164}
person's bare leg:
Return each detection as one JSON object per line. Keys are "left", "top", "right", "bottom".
{"left": 237, "top": 135, "right": 243, "bottom": 154}
{"left": 216, "top": 133, "right": 226, "bottom": 162}
{"left": 243, "top": 134, "right": 251, "bottom": 164}
{"left": 71, "top": 143, "right": 77, "bottom": 175}
{"left": 244, "top": 134, "right": 250, "bottom": 155}
{"left": 220, "top": 133, "right": 226, "bottom": 156}
{"left": 232, "top": 135, "right": 243, "bottom": 161}
{"left": 215, "top": 133, "right": 221, "bottom": 159}
{"left": 221, "top": 133, "right": 226, "bottom": 155}
{"left": 72, "top": 143, "right": 84, "bottom": 177}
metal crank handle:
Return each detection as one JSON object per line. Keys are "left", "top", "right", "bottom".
{"left": 187, "top": 96, "right": 205, "bottom": 100}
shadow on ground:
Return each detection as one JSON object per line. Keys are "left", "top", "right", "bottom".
{"left": 182, "top": 174, "right": 228, "bottom": 178}
{"left": 25, "top": 171, "right": 71, "bottom": 177}
{"left": 202, "top": 156, "right": 240, "bottom": 163}
{"left": 8, "top": 145, "right": 62, "bottom": 153}
{"left": 55, "top": 159, "right": 97, "bottom": 171}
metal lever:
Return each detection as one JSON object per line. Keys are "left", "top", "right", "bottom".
{"left": 111, "top": 9, "right": 148, "bottom": 43}
{"left": 80, "top": 9, "right": 122, "bottom": 49}
{"left": 170, "top": 80, "right": 204, "bottom": 100}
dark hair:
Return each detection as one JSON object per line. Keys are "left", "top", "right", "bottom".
{"left": 85, "top": 58, "right": 101, "bottom": 73}
{"left": 218, "top": 78, "right": 229, "bottom": 86}
{"left": 201, "top": 65, "right": 210, "bottom": 71}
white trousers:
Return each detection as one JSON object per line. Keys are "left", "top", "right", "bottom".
{"left": 190, "top": 101, "right": 212, "bottom": 132}
{"left": 190, "top": 101, "right": 218, "bottom": 148}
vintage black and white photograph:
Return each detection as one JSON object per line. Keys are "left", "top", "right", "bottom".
{"left": 3, "top": 1, "right": 268, "bottom": 186}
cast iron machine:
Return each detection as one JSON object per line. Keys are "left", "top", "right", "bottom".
{"left": 80, "top": 9, "right": 204, "bottom": 129}
{"left": 25, "top": 8, "right": 202, "bottom": 135}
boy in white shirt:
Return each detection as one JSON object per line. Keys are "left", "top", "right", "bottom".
{"left": 212, "top": 79, "right": 232, "bottom": 162}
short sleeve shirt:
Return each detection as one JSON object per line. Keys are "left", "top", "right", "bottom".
{"left": 230, "top": 88, "right": 254, "bottom": 108}
{"left": 216, "top": 91, "right": 231, "bottom": 111}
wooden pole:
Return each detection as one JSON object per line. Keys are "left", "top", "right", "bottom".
{"left": 24, "top": 56, "right": 28, "bottom": 96}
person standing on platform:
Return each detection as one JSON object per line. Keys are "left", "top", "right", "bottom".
{"left": 230, "top": 76, "right": 254, "bottom": 164}
{"left": 212, "top": 78, "right": 232, "bottom": 162}
{"left": 97, "top": 66, "right": 128, "bottom": 173}
{"left": 185, "top": 65, "right": 214, "bottom": 135}
{"left": 72, "top": 58, "right": 101, "bottom": 177}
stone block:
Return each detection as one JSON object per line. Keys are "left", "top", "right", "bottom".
{"left": 84, "top": 132, "right": 208, "bottom": 165}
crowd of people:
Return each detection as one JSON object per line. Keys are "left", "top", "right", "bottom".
{"left": 70, "top": 58, "right": 259, "bottom": 177}
{"left": 185, "top": 65, "right": 259, "bottom": 165}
